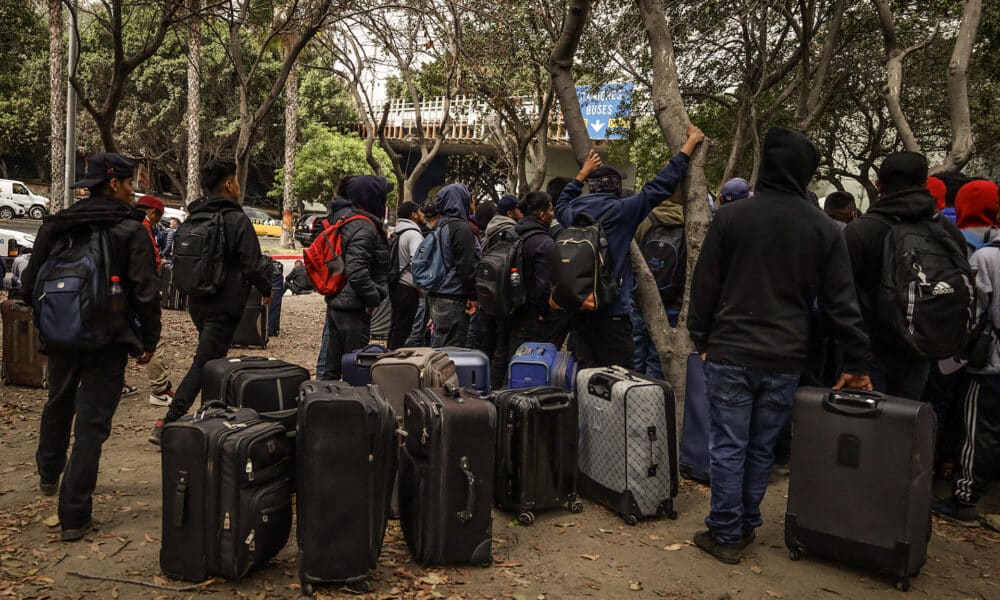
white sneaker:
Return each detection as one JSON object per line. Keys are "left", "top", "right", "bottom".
{"left": 149, "top": 389, "right": 174, "bottom": 406}
{"left": 121, "top": 384, "right": 138, "bottom": 398}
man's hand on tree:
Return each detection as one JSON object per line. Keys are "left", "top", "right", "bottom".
{"left": 575, "top": 150, "right": 603, "bottom": 182}
{"left": 681, "top": 125, "right": 706, "bottom": 156}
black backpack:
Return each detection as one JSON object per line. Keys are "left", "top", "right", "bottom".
{"left": 173, "top": 210, "right": 228, "bottom": 297}
{"left": 476, "top": 228, "right": 544, "bottom": 317}
{"left": 550, "top": 212, "right": 618, "bottom": 312}
{"left": 33, "top": 226, "right": 118, "bottom": 349}
{"left": 387, "top": 229, "right": 413, "bottom": 285}
{"left": 640, "top": 214, "right": 686, "bottom": 309}
{"left": 869, "top": 213, "right": 974, "bottom": 358}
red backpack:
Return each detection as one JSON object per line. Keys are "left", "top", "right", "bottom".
{"left": 303, "top": 215, "right": 373, "bottom": 296}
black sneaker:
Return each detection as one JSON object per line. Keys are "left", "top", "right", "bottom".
{"left": 694, "top": 529, "right": 742, "bottom": 564}
{"left": 60, "top": 520, "right": 94, "bottom": 542}
{"left": 149, "top": 419, "right": 165, "bottom": 446}
{"left": 737, "top": 529, "right": 757, "bottom": 550}
{"left": 932, "top": 496, "right": 979, "bottom": 527}
{"left": 39, "top": 481, "right": 58, "bottom": 496}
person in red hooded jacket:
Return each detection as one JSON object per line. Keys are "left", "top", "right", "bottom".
{"left": 955, "top": 179, "right": 1000, "bottom": 252}
{"left": 135, "top": 195, "right": 174, "bottom": 407}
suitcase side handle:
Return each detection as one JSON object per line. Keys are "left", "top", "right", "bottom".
{"left": 823, "top": 390, "right": 883, "bottom": 418}
{"left": 456, "top": 456, "right": 476, "bottom": 524}
{"left": 538, "top": 393, "right": 572, "bottom": 411}
{"left": 587, "top": 373, "right": 616, "bottom": 401}
{"left": 354, "top": 353, "right": 384, "bottom": 368}
{"left": 172, "top": 470, "right": 188, "bottom": 528}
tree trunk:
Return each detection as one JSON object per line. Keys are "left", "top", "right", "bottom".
{"left": 184, "top": 0, "right": 201, "bottom": 204}
{"left": 281, "top": 59, "right": 298, "bottom": 248}
{"left": 938, "top": 0, "right": 982, "bottom": 172}
{"left": 48, "top": 0, "right": 66, "bottom": 213}
{"left": 548, "top": 0, "right": 593, "bottom": 166}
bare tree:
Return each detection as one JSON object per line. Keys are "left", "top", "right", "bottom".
{"left": 281, "top": 56, "right": 298, "bottom": 247}
{"left": 939, "top": 0, "right": 983, "bottom": 172}
{"left": 548, "top": 0, "right": 592, "bottom": 166}
{"left": 48, "top": 0, "right": 66, "bottom": 211}
{"left": 185, "top": 0, "right": 202, "bottom": 204}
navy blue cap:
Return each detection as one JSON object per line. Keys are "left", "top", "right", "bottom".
{"left": 70, "top": 152, "right": 135, "bottom": 189}
{"left": 498, "top": 195, "right": 519, "bottom": 214}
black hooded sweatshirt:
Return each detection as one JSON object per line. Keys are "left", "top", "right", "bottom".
{"left": 324, "top": 175, "right": 390, "bottom": 311}
{"left": 21, "top": 195, "right": 162, "bottom": 354}
{"left": 844, "top": 187, "right": 965, "bottom": 357}
{"left": 688, "top": 128, "right": 871, "bottom": 374}
{"left": 185, "top": 194, "right": 272, "bottom": 318}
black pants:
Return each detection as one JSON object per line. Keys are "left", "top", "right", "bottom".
{"left": 388, "top": 283, "right": 419, "bottom": 350}
{"left": 573, "top": 313, "right": 634, "bottom": 370}
{"left": 954, "top": 374, "right": 1000, "bottom": 505}
{"left": 169, "top": 309, "right": 240, "bottom": 420}
{"left": 543, "top": 308, "right": 573, "bottom": 349}
{"left": 324, "top": 307, "right": 371, "bottom": 380}
{"left": 36, "top": 348, "right": 127, "bottom": 530}
{"left": 481, "top": 314, "right": 513, "bottom": 390}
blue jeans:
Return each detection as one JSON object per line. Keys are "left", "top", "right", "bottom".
{"left": 705, "top": 361, "right": 799, "bottom": 544}
{"left": 316, "top": 319, "right": 331, "bottom": 379}
{"left": 629, "top": 304, "right": 678, "bottom": 380}
{"left": 406, "top": 297, "right": 430, "bottom": 346}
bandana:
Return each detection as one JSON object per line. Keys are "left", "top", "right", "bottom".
{"left": 587, "top": 175, "right": 622, "bottom": 197}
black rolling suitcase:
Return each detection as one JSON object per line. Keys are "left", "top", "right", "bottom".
{"left": 201, "top": 356, "right": 309, "bottom": 430}
{"left": 399, "top": 384, "right": 496, "bottom": 566}
{"left": 785, "top": 388, "right": 935, "bottom": 591}
{"left": 490, "top": 387, "right": 582, "bottom": 525}
{"left": 160, "top": 404, "right": 294, "bottom": 582}
{"left": 232, "top": 288, "right": 268, "bottom": 349}
{"left": 296, "top": 381, "right": 397, "bottom": 595}
{"left": 160, "top": 261, "right": 187, "bottom": 310}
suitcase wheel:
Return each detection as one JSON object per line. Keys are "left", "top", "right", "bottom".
{"left": 569, "top": 500, "right": 584, "bottom": 514}
{"left": 518, "top": 512, "right": 535, "bottom": 526}
{"left": 788, "top": 547, "right": 803, "bottom": 561}
{"left": 302, "top": 583, "right": 314, "bottom": 596}
{"left": 624, "top": 514, "right": 639, "bottom": 526}
{"left": 896, "top": 578, "right": 911, "bottom": 592}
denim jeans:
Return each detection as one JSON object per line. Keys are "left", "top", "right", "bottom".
{"left": 429, "top": 296, "right": 470, "bottom": 348}
{"left": 406, "top": 297, "right": 430, "bottom": 346}
{"left": 705, "top": 361, "right": 799, "bottom": 544}
{"left": 629, "top": 304, "right": 668, "bottom": 379}
{"left": 869, "top": 354, "right": 930, "bottom": 401}
{"left": 316, "top": 319, "right": 331, "bottom": 379}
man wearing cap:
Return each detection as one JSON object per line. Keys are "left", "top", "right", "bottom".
{"left": 135, "top": 195, "right": 175, "bottom": 406}
{"left": 718, "top": 178, "right": 752, "bottom": 205}
{"left": 20, "top": 152, "right": 161, "bottom": 541}
{"left": 480, "top": 194, "right": 522, "bottom": 387}
{"left": 844, "top": 152, "right": 967, "bottom": 399}
{"left": 554, "top": 124, "right": 704, "bottom": 368}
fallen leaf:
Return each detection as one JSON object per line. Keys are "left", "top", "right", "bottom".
{"left": 421, "top": 573, "right": 447, "bottom": 586}
{"left": 649, "top": 534, "right": 663, "bottom": 541}
{"left": 764, "top": 591, "right": 783, "bottom": 598}
{"left": 153, "top": 576, "right": 168, "bottom": 587}
{"left": 663, "top": 544, "right": 684, "bottom": 551}
{"left": 579, "top": 554, "right": 600, "bottom": 561}
{"left": 629, "top": 580, "right": 643, "bottom": 591}
{"left": 144, "top": 533, "right": 156, "bottom": 543}
{"left": 43, "top": 515, "right": 59, "bottom": 528}
{"left": 751, "top": 565, "right": 763, "bottom": 575}
{"left": 983, "top": 513, "right": 1000, "bottom": 532}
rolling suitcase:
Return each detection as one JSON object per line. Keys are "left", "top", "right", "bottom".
{"left": 160, "top": 262, "right": 187, "bottom": 310}
{"left": 507, "top": 342, "right": 576, "bottom": 392}
{"left": 679, "top": 353, "right": 710, "bottom": 482}
{"left": 490, "top": 386, "right": 581, "bottom": 525}
{"left": 297, "top": 381, "right": 397, "bottom": 595}
{"left": 1, "top": 300, "right": 47, "bottom": 387}
{"left": 370, "top": 347, "right": 458, "bottom": 416}
{"left": 160, "top": 404, "right": 293, "bottom": 582}
{"left": 341, "top": 344, "right": 387, "bottom": 386}
{"left": 576, "top": 366, "right": 679, "bottom": 525}
{"left": 438, "top": 346, "right": 491, "bottom": 395}
{"left": 231, "top": 288, "right": 268, "bottom": 349}
{"left": 785, "top": 388, "right": 935, "bottom": 591}
{"left": 201, "top": 356, "right": 309, "bottom": 430}
{"left": 399, "top": 384, "right": 495, "bottom": 566}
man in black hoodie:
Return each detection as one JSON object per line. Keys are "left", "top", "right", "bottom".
{"left": 149, "top": 161, "right": 272, "bottom": 444}
{"left": 510, "top": 191, "right": 557, "bottom": 349}
{"left": 687, "top": 127, "right": 872, "bottom": 564}
{"left": 320, "top": 175, "right": 390, "bottom": 379}
{"left": 22, "top": 153, "right": 161, "bottom": 540}
{"left": 844, "top": 152, "right": 967, "bottom": 400}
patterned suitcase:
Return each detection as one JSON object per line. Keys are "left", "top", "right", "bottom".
{"left": 679, "top": 353, "right": 710, "bottom": 482}
{"left": 507, "top": 342, "right": 576, "bottom": 392}
{"left": 438, "top": 347, "right": 491, "bottom": 395}
{"left": 0, "top": 300, "right": 47, "bottom": 387}
{"left": 575, "top": 366, "right": 678, "bottom": 525}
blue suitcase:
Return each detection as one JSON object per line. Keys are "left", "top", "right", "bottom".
{"left": 341, "top": 344, "right": 387, "bottom": 386}
{"left": 508, "top": 343, "right": 576, "bottom": 392}
{"left": 438, "top": 347, "right": 491, "bottom": 395}
{"left": 679, "top": 353, "right": 710, "bottom": 482}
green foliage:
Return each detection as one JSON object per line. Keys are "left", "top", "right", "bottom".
{"left": 0, "top": 2, "right": 48, "bottom": 163}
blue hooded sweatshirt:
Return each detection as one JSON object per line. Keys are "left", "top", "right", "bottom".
{"left": 556, "top": 152, "right": 691, "bottom": 315}
{"left": 431, "top": 183, "right": 481, "bottom": 298}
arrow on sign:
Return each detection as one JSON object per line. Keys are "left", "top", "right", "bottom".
{"left": 590, "top": 120, "right": 606, "bottom": 134}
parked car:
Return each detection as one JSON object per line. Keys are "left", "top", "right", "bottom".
{"left": 0, "top": 228, "right": 34, "bottom": 271}
{"left": 243, "top": 206, "right": 282, "bottom": 237}
{"left": 295, "top": 213, "right": 328, "bottom": 247}
{"left": 0, "top": 179, "right": 49, "bottom": 219}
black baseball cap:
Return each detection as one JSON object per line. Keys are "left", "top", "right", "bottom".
{"left": 70, "top": 152, "right": 135, "bottom": 189}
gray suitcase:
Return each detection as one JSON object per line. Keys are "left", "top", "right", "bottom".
{"left": 575, "top": 366, "right": 678, "bottom": 525}
{"left": 785, "top": 388, "right": 935, "bottom": 591}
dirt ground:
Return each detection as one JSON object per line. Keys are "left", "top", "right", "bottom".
{"left": 1, "top": 292, "right": 999, "bottom": 600}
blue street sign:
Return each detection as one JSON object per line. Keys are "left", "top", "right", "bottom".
{"left": 575, "top": 83, "right": 633, "bottom": 140}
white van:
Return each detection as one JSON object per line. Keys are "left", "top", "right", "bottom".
{"left": 0, "top": 228, "right": 33, "bottom": 271}
{"left": 0, "top": 179, "right": 50, "bottom": 220}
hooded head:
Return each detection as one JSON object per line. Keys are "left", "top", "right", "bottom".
{"left": 344, "top": 175, "right": 389, "bottom": 219}
{"left": 754, "top": 127, "right": 820, "bottom": 197}
{"left": 926, "top": 176, "right": 947, "bottom": 211}
{"left": 878, "top": 152, "right": 928, "bottom": 196}
{"left": 586, "top": 166, "right": 625, "bottom": 198}
{"left": 435, "top": 183, "right": 472, "bottom": 219}
{"left": 956, "top": 180, "right": 1000, "bottom": 230}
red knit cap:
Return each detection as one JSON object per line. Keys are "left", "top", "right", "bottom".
{"left": 926, "top": 176, "right": 946, "bottom": 211}
{"left": 136, "top": 194, "right": 165, "bottom": 214}
{"left": 955, "top": 180, "right": 1000, "bottom": 229}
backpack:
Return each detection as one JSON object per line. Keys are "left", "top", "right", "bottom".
{"left": 303, "top": 214, "right": 373, "bottom": 296}
{"left": 475, "top": 228, "right": 538, "bottom": 317}
{"left": 549, "top": 212, "right": 618, "bottom": 312}
{"left": 33, "top": 226, "right": 117, "bottom": 349}
{"left": 640, "top": 214, "right": 687, "bottom": 309}
{"left": 387, "top": 228, "right": 416, "bottom": 285}
{"left": 411, "top": 218, "right": 461, "bottom": 292}
{"left": 869, "top": 213, "right": 975, "bottom": 358}
{"left": 173, "top": 210, "right": 228, "bottom": 297}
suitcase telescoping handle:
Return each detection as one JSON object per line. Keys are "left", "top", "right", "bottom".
{"left": 456, "top": 456, "right": 476, "bottom": 524}
{"left": 823, "top": 389, "right": 884, "bottom": 418}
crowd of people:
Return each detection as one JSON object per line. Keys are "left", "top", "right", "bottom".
{"left": 11, "top": 123, "right": 999, "bottom": 574}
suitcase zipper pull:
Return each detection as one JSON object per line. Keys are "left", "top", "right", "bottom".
{"left": 395, "top": 416, "right": 409, "bottom": 447}
{"left": 421, "top": 427, "right": 429, "bottom": 445}
{"left": 245, "top": 459, "right": 254, "bottom": 481}
{"left": 245, "top": 530, "right": 255, "bottom": 553}
{"left": 223, "top": 512, "right": 231, "bottom": 530}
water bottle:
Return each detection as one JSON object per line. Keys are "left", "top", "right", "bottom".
{"left": 109, "top": 275, "right": 125, "bottom": 312}
{"left": 510, "top": 267, "right": 521, "bottom": 288}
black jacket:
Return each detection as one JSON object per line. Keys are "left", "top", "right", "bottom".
{"left": 21, "top": 195, "right": 162, "bottom": 354}
{"left": 515, "top": 216, "right": 555, "bottom": 316}
{"left": 844, "top": 187, "right": 966, "bottom": 357}
{"left": 324, "top": 198, "right": 389, "bottom": 311}
{"left": 688, "top": 127, "right": 870, "bottom": 374}
{"left": 285, "top": 265, "right": 312, "bottom": 292}
{"left": 185, "top": 195, "right": 271, "bottom": 318}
